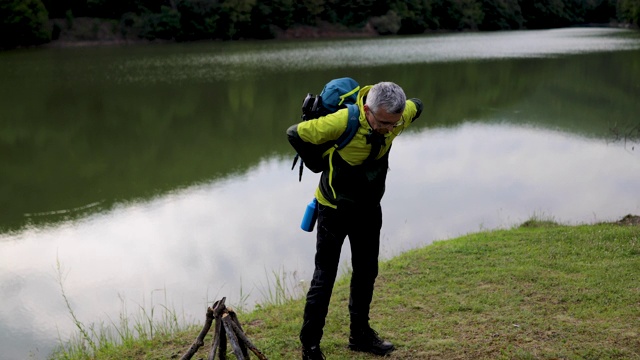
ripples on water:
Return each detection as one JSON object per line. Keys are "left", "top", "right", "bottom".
{"left": 114, "top": 28, "right": 640, "bottom": 83}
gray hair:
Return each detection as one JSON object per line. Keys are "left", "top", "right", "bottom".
{"left": 366, "top": 82, "right": 406, "bottom": 114}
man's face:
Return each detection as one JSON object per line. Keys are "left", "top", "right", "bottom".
{"left": 364, "top": 104, "right": 403, "bottom": 134}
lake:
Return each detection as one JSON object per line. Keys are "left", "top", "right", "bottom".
{"left": 1, "top": 27, "right": 639, "bottom": 359}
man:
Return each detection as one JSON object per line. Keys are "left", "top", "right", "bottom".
{"left": 287, "top": 81, "right": 423, "bottom": 359}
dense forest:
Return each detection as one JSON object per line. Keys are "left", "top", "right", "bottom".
{"left": 1, "top": 0, "right": 639, "bottom": 49}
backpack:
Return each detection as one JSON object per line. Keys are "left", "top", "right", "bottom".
{"left": 292, "top": 77, "right": 361, "bottom": 181}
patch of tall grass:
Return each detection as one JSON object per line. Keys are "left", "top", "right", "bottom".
{"left": 255, "top": 267, "right": 308, "bottom": 309}
{"left": 50, "top": 258, "right": 192, "bottom": 360}
{"left": 49, "top": 263, "right": 308, "bottom": 359}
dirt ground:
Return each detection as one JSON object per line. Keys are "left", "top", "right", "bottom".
{"left": 616, "top": 214, "right": 640, "bottom": 226}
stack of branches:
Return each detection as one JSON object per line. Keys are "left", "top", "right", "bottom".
{"left": 181, "top": 297, "right": 268, "bottom": 360}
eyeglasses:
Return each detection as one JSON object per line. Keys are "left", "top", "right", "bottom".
{"left": 368, "top": 108, "right": 405, "bottom": 136}
{"left": 369, "top": 109, "right": 405, "bottom": 128}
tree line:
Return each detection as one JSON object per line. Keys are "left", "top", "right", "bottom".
{"left": 1, "top": 0, "right": 639, "bottom": 50}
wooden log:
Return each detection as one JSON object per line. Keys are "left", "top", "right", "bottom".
{"left": 180, "top": 307, "right": 214, "bottom": 360}
{"left": 186, "top": 297, "right": 268, "bottom": 360}
{"left": 226, "top": 313, "right": 269, "bottom": 360}
{"left": 219, "top": 320, "right": 228, "bottom": 360}
{"left": 216, "top": 298, "right": 230, "bottom": 360}
{"left": 222, "top": 314, "right": 246, "bottom": 360}
{"left": 228, "top": 311, "right": 245, "bottom": 336}
{"left": 208, "top": 317, "right": 223, "bottom": 360}
{"left": 212, "top": 298, "right": 227, "bottom": 316}
{"left": 208, "top": 298, "right": 228, "bottom": 360}
{"left": 226, "top": 310, "right": 249, "bottom": 358}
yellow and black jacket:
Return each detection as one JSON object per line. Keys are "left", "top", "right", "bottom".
{"left": 287, "top": 85, "right": 423, "bottom": 209}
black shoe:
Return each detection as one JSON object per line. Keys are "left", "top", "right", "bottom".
{"left": 349, "top": 327, "right": 395, "bottom": 356}
{"left": 302, "top": 344, "right": 325, "bottom": 360}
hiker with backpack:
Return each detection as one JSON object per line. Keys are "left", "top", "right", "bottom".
{"left": 287, "top": 79, "right": 423, "bottom": 359}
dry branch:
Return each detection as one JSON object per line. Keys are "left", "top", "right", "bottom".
{"left": 208, "top": 318, "right": 223, "bottom": 360}
{"left": 222, "top": 315, "right": 246, "bottom": 359}
{"left": 181, "top": 297, "right": 268, "bottom": 360}
{"left": 180, "top": 307, "right": 214, "bottom": 360}
{"left": 226, "top": 313, "right": 268, "bottom": 360}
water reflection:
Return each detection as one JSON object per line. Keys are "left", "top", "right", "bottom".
{"left": 2, "top": 123, "right": 639, "bottom": 359}
{"left": 113, "top": 28, "right": 640, "bottom": 83}
{"left": 1, "top": 28, "right": 640, "bottom": 359}
{"left": 384, "top": 124, "right": 640, "bottom": 248}
{"left": 2, "top": 30, "right": 639, "bottom": 234}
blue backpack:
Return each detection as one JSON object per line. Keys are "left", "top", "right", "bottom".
{"left": 292, "top": 77, "right": 361, "bottom": 180}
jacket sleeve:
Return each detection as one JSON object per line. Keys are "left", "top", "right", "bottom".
{"left": 286, "top": 110, "right": 349, "bottom": 173}
{"left": 287, "top": 123, "right": 335, "bottom": 173}
{"left": 408, "top": 98, "right": 424, "bottom": 123}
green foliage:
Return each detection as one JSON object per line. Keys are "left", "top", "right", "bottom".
{"left": 3, "top": 0, "right": 638, "bottom": 47}
{"left": 119, "top": 6, "right": 181, "bottom": 40}
{"left": 618, "top": 0, "right": 640, "bottom": 26}
{"left": 370, "top": 10, "right": 403, "bottom": 34}
{"left": 175, "top": 0, "right": 219, "bottom": 41}
{"left": 587, "top": 0, "right": 617, "bottom": 23}
{"left": 452, "top": 0, "right": 485, "bottom": 29}
{"left": 42, "top": 0, "right": 174, "bottom": 18}
{"left": 428, "top": 0, "right": 485, "bottom": 30}
{"left": 258, "top": 0, "right": 295, "bottom": 30}
{"left": 479, "top": 0, "right": 523, "bottom": 30}
{"left": 519, "top": 213, "right": 559, "bottom": 228}
{"left": 216, "top": 0, "right": 257, "bottom": 39}
{"left": 0, "top": 0, "right": 51, "bottom": 49}
{"left": 321, "top": 0, "right": 375, "bottom": 27}
{"left": 389, "top": 0, "right": 434, "bottom": 33}
{"left": 140, "top": 6, "right": 181, "bottom": 40}
{"left": 292, "top": 0, "right": 325, "bottom": 26}
{"left": 519, "top": 0, "right": 576, "bottom": 28}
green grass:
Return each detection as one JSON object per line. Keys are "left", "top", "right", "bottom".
{"left": 50, "top": 219, "right": 640, "bottom": 360}
{"left": 51, "top": 263, "right": 192, "bottom": 360}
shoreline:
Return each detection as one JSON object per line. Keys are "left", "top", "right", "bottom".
{"left": 43, "top": 18, "right": 381, "bottom": 49}
{"left": 43, "top": 22, "right": 635, "bottom": 50}
{"left": 49, "top": 216, "right": 640, "bottom": 359}
{"left": 7, "top": 18, "right": 631, "bottom": 51}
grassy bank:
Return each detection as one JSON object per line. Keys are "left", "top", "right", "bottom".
{"left": 52, "top": 218, "right": 640, "bottom": 359}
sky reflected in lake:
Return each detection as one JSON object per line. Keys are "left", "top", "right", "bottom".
{"left": 1, "top": 123, "right": 639, "bottom": 359}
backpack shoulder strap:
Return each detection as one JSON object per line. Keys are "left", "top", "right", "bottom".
{"left": 335, "top": 103, "right": 360, "bottom": 150}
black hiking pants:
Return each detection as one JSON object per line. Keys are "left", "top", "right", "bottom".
{"left": 299, "top": 202, "right": 382, "bottom": 347}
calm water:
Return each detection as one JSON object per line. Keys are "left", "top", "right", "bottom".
{"left": 1, "top": 28, "right": 640, "bottom": 359}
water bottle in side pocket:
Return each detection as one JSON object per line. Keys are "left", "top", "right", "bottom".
{"left": 300, "top": 198, "right": 318, "bottom": 232}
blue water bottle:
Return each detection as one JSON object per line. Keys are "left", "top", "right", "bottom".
{"left": 301, "top": 198, "right": 318, "bottom": 232}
